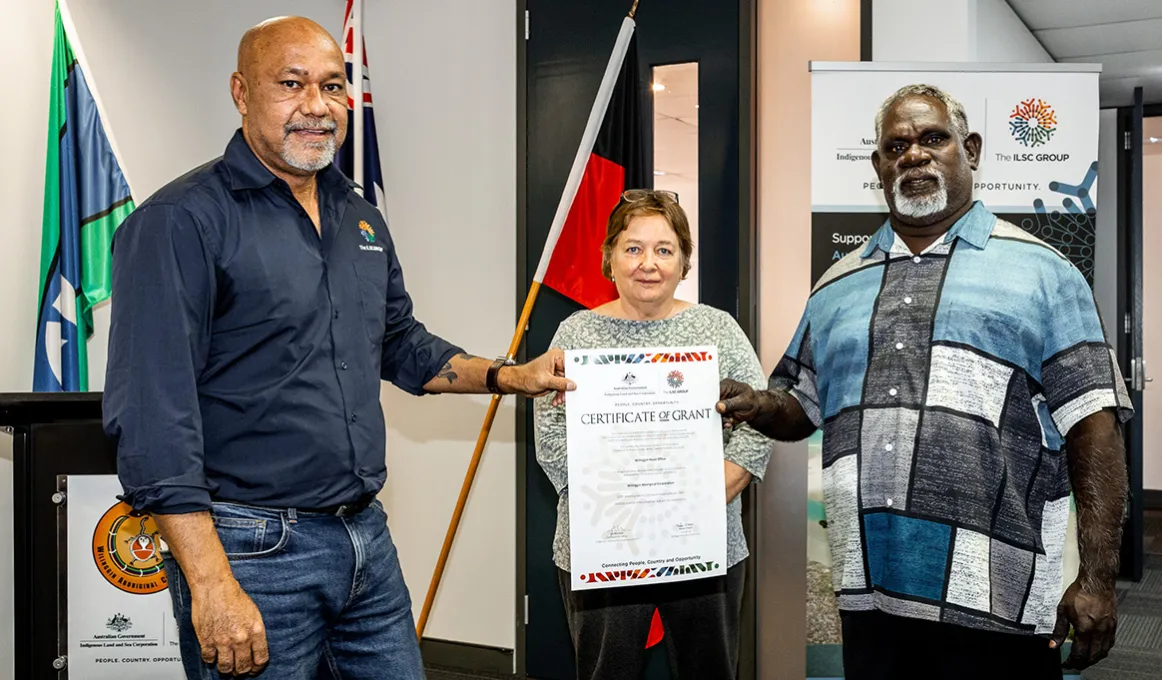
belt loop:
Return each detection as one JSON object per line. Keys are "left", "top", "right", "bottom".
{"left": 287, "top": 508, "right": 298, "bottom": 524}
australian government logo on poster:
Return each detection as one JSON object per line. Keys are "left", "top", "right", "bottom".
{"left": 809, "top": 63, "right": 1100, "bottom": 286}
{"left": 67, "top": 475, "right": 184, "bottom": 678}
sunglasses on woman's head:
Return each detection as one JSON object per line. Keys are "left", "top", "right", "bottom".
{"left": 621, "top": 189, "right": 679, "bottom": 204}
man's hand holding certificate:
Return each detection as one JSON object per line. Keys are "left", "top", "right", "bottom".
{"left": 564, "top": 346, "right": 727, "bottom": 590}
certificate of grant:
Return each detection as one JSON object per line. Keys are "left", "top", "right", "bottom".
{"left": 564, "top": 345, "right": 727, "bottom": 591}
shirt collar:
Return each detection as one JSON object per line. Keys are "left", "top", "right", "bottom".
{"left": 861, "top": 200, "right": 995, "bottom": 258}
{"left": 224, "top": 128, "right": 356, "bottom": 194}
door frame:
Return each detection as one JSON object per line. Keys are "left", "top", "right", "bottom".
{"left": 514, "top": 0, "right": 759, "bottom": 674}
{"left": 1115, "top": 95, "right": 1161, "bottom": 582}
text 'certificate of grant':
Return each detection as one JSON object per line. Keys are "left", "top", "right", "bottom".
{"left": 565, "top": 345, "right": 727, "bottom": 591}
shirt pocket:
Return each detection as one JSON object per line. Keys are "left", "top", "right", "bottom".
{"left": 210, "top": 514, "right": 289, "bottom": 560}
{"left": 353, "top": 257, "right": 388, "bottom": 346}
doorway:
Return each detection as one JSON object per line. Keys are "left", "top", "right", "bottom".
{"left": 518, "top": 1, "right": 756, "bottom": 678}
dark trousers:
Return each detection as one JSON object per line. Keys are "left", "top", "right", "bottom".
{"left": 841, "top": 610, "right": 1064, "bottom": 680}
{"left": 557, "top": 563, "right": 745, "bottom": 680}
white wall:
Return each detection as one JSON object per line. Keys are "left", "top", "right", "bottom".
{"left": 874, "top": 0, "right": 1051, "bottom": 62}
{"left": 1095, "top": 109, "right": 1119, "bottom": 362}
{"left": 974, "top": 0, "right": 1053, "bottom": 63}
{"left": 0, "top": 0, "right": 53, "bottom": 396}
{"left": 0, "top": 0, "right": 519, "bottom": 665}
{"left": 370, "top": 0, "right": 518, "bottom": 649}
{"left": 873, "top": 0, "right": 975, "bottom": 61}
{"left": 0, "top": 1, "right": 54, "bottom": 673}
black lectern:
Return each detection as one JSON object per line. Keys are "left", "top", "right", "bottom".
{"left": 1, "top": 392, "right": 115, "bottom": 678}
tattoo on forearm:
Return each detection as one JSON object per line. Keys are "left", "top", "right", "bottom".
{"left": 1066, "top": 410, "right": 1127, "bottom": 593}
{"left": 434, "top": 353, "right": 477, "bottom": 385}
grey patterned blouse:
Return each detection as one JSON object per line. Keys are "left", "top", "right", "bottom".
{"left": 533, "top": 303, "right": 773, "bottom": 572}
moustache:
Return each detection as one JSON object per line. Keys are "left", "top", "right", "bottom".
{"left": 284, "top": 119, "right": 338, "bottom": 135}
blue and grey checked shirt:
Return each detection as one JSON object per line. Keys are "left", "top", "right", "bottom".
{"left": 774, "top": 201, "right": 1133, "bottom": 635}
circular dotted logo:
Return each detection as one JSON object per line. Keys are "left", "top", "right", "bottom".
{"left": 1009, "top": 98, "right": 1057, "bottom": 147}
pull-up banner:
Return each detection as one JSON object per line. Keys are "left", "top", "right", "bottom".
{"left": 809, "top": 62, "right": 1101, "bottom": 286}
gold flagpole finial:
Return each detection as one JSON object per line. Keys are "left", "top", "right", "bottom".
{"left": 629, "top": 0, "right": 640, "bottom": 19}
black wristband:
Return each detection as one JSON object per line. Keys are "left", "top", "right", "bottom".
{"left": 487, "top": 358, "right": 510, "bottom": 394}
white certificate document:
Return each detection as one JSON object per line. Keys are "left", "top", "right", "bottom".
{"left": 565, "top": 345, "right": 727, "bottom": 590}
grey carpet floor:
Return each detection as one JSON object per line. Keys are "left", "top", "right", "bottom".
{"left": 1082, "top": 510, "right": 1162, "bottom": 679}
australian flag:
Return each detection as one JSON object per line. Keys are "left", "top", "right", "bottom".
{"left": 335, "top": 0, "right": 387, "bottom": 218}
{"left": 34, "top": 1, "right": 134, "bottom": 391}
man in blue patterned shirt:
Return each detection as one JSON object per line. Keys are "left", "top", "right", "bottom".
{"left": 720, "top": 85, "right": 1132, "bottom": 679}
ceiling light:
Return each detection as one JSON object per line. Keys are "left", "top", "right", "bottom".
{"left": 652, "top": 83, "right": 666, "bottom": 92}
{"left": 695, "top": 104, "right": 700, "bottom": 109}
{"left": 654, "top": 170, "right": 666, "bottom": 176}
{"left": 1151, "top": 136, "right": 1161, "bottom": 143}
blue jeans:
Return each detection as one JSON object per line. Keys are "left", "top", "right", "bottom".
{"left": 163, "top": 500, "right": 425, "bottom": 679}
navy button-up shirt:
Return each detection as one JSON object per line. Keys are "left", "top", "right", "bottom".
{"left": 103, "top": 130, "right": 462, "bottom": 514}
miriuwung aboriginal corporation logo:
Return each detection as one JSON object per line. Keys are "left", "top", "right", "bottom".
{"left": 359, "top": 220, "right": 376, "bottom": 243}
{"left": 666, "top": 370, "right": 685, "bottom": 389}
{"left": 1009, "top": 98, "right": 1057, "bottom": 147}
{"left": 91, "top": 502, "right": 168, "bottom": 594}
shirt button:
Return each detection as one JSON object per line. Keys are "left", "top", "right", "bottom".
{"left": 886, "top": 498, "right": 894, "bottom": 507}
{"left": 334, "top": 310, "right": 340, "bottom": 319}
{"left": 912, "top": 256, "right": 922, "bottom": 264}
{"left": 895, "top": 342, "right": 905, "bottom": 350}
{"left": 350, "top": 414, "right": 358, "bottom": 423}
{"left": 904, "top": 297, "right": 913, "bottom": 305}
{"left": 341, "top": 362, "right": 348, "bottom": 370}
{"left": 885, "top": 443, "right": 894, "bottom": 452}
{"left": 889, "top": 388, "right": 898, "bottom": 397}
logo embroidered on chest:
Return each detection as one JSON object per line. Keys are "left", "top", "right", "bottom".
{"left": 359, "top": 220, "right": 376, "bottom": 243}
{"left": 358, "top": 220, "right": 385, "bottom": 252}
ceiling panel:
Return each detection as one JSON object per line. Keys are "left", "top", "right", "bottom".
{"left": 1004, "top": 1, "right": 1162, "bottom": 106}
{"left": 1059, "top": 48, "right": 1162, "bottom": 80}
{"left": 1098, "top": 75, "right": 1162, "bottom": 108}
{"left": 1034, "top": 17, "right": 1162, "bottom": 59}
{"left": 1007, "top": 0, "right": 1162, "bottom": 31}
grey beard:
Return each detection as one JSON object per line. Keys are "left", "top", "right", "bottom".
{"left": 891, "top": 174, "right": 948, "bottom": 219}
{"left": 282, "top": 135, "right": 337, "bottom": 172}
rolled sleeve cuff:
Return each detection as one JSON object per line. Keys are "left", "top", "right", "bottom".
{"left": 120, "top": 478, "right": 213, "bottom": 515}
{"left": 392, "top": 340, "right": 465, "bottom": 396}
{"left": 769, "top": 355, "right": 822, "bottom": 428}
{"left": 788, "top": 386, "right": 823, "bottom": 429}
{"left": 1043, "top": 343, "right": 1135, "bottom": 437}
{"left": 1051, "top": 391, "right": 1134, "bottom": 438}
{"left": 415, "top": 343, "right": 465, "bottom": 395}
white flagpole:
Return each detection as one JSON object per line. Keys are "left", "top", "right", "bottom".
{"left": 416, "top": 3, "right": 640, "bottom": 640}
{"left": 531, "top": 16, "right": 636, "bottom": 283}
{"left": 352, "top": 0, "right": 365, "bottom": 196}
